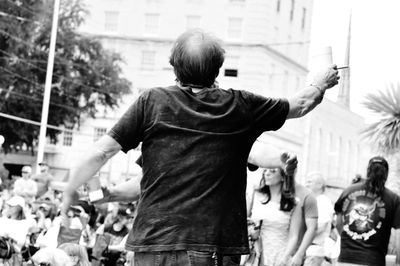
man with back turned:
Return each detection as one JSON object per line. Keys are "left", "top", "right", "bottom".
{"left": 62, "top": 29, "right": 339, "bottom": 266}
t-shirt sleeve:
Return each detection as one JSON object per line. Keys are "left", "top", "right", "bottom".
{"left": 334, "top": 190, "right": 347, "bottom": 214}
{"left": 303, "top": 194, "right": 318, "bottom": 219}
{"left": 241, "top": 91, "right": 289, "bottom": 133}
{"left": 108, "top": 92, "right": 148, "bottom": 153}
{"left": 393, "top": 195, "right": 400, "bottom": 229}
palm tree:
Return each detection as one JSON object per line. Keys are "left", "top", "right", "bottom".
{"left": 362, "top": 83, "right": 400, "bottom": 263}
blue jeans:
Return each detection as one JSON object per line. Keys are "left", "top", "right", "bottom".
{"left": 132, "top": 251, "right": 241, "bottom": 266}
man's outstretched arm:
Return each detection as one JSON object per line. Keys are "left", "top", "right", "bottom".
{"left": 248, "top": 140, "right": 298, "bottom": 176}
{"left": 62, "top": 135, "right": 122, "bottom": 212}
{"left": 287, "top": 65, "right": 339, "bottom": 119}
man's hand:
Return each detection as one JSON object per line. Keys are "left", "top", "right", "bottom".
{"left": 280, "top": 152, "right": 297, "bottom": 176}
{"left": 312, "top": 65, "right": 340, "bottom": 91}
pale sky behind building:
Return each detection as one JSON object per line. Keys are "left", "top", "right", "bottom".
{"left": 309, "top": 0, "right": 400, "bottom": 122}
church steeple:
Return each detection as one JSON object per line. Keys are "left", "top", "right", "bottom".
{"left": 337, "top": 11, "right": 352, "bottom": 108}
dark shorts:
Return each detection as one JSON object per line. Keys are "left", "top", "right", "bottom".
{"left": 132, "top": 251, "right": 241, "bottom": 266}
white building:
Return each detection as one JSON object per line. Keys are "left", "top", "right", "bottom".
{"left": 3, "top": 0, "right": 372, "bottom": 192}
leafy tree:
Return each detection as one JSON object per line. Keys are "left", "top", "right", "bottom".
{"left": 362, "top": 83, "right": 400, "bottom": 260}
{"left": 0, "top": 0, "right": 131, "bottom": 153}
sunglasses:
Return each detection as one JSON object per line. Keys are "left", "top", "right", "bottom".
{"left": 263, "top": 168, "right": 279, "bottom": 173}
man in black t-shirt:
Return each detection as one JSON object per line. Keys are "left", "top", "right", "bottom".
{"left": 62, "top": 29, "right": 339, "bottom": 265}
{"left": 335, "top": 156, "right": 400, "bottom": 266}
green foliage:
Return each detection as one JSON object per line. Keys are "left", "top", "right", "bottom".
{"left": 362, "top": 84, "right": 400, "bottom": 154}
{"left": 0, "top": 0, "right": 131, "bottom": 153}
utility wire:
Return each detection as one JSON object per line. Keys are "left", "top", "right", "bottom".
{"left": 1, "top": 89, "right": 80, "bottom": 112}
{"left": 0, "top": 10, "right": 40, "bottom": 24}
{"left": 0, "top": 111, "right": 93, "bottom": 137}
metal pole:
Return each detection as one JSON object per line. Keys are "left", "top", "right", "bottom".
{"left": 36, "top": 0, "right": 61, "bottom": 174}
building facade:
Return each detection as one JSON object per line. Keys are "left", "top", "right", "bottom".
{"left": 2, "top": 0, "right": 372, "bottom": 191}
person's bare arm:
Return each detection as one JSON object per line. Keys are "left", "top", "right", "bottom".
{"left": 287, "top": 65, "right": 339, "bottom": 119}
{"left": 248, "top": 140, "right": 283, "bottom": 168}
{"left": 290, "top": 217, "right": 318, "bottom": 266}
{"left": 248, "top": 140, "right": 298, "bottom": 175}
{"left": 62, "top": 135, "right": 122, "bottom": 213}
{"left": 95, "top": 176, "right": 142, "bottom": 204}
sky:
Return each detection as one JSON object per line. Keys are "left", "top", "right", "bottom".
{"left": 309, "top": 0, "right": 400, "bottom": 122}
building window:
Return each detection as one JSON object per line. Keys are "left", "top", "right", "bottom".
{"left": 94, "top": 127, "right": 107, "bottom": 142}
{"left": 63, "top": 126, "right": 73, "bottom": 147}
{"left": 224, "top": 69, "right": 238, "bottom": 77}
{"left": 227, "top": 17, "right": 243, "bottom": 39}
{"left": 145, "top": 13, "right": 160, "bottom": 34}
{"left": 104, "top": 11, "right": 119, "bottom": 32}
{"left": 186, "top": 15, "right": 201, "bottom": 29}
{"left": 301, "top": 7, "right": 306, "bottom": 29}
{"left": 276, "top": 0, "right": 281, "bottom": 12}
{"left": 224, "top": 56, "right": 239, "bottom": 77}
{"left": 290, "top": 0, "right": 295, "bottom": 22}
{"left": 141, "top": 51, "right": 156, "bottom": 70}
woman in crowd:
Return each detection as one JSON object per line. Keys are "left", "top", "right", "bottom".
{"left": 59, "top": 243, "right": 91, "bottom": 266}
{"left": 247, "top": 165, "right": 318, "bottom": 266}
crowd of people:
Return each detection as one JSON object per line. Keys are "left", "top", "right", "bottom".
{"left": 0, "top": 162, "right": 135, "bottom": 265}
{"left": 1, "top": 28, "right": 399, "bottom": 266}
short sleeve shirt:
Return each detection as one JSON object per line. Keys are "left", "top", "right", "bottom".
{"left": 293, "top": 185, "right": 318, "bottom": 246}
{"left": 334, "top": 183, "right": 400, "bottom": 266}
{"left": 108, "top": 85, "right": 289, "bottom": 254}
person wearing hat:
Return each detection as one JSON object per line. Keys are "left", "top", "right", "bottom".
{"left": 334, "top": 156, "right": 400, "bottom": 266}
{"left": 32, "top": 161, "right": 54, "bottom": 198}
{"left": 13, "top": 165, "right": 37, "bottom": 202}
{"left": 0, "top": 195, "right": 36, "bottom": 255}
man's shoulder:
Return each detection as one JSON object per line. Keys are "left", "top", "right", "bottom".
{"left": 295, "top": 183, "right": 313, "bottom": 199}
{"left": 341, "top": 183, "right": 365, "bottom": 195}
{"left": 383, "top": 187, "right": 400, "bottom": 202}
{"left": 32, "top": 173, "right": 53, "bottom": 180}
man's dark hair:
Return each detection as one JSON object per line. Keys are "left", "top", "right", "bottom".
{"left": 365, "top": 156, "right": 389, "bottom": 197}
{"left": 169, "top": 29, "right": 225, "bottom": 88}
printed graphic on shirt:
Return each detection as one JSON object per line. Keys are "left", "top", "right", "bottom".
{"left": 341, "top": 189, "right": 385, "bottom": 241}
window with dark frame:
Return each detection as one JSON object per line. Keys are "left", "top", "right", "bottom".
{"left": 301, "top": 7, "right": 306, "bottom": 29}
{"left": 290, "top": 0, "right": 295, "bottom": 22}
{"left": 224, "top": 69, "right": 238, "bottom": 77}
{"left": 63, "top": 126, "right": 74, "bottom": 147}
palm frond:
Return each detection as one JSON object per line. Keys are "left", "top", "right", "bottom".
{"left": 363, "top": 92, "right": 399, "bottom": 116}
{"left": 362, "top": 116, "right": 400, "bottom": 154}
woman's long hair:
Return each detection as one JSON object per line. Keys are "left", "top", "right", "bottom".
{"left": 256, "top": 167, "right": 296, "bottom": 212}
{"left": 365, "top": 157, "right": 389, "bottom": 197}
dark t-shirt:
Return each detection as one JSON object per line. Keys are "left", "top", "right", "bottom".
{"left": 334, "top": 183, "right": 400, "bottom": 266}
{"left": 108, "top": 85, "right": 289, "bottom": 254}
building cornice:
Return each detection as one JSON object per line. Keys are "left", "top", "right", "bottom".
{"left": 82, "top": 32, "right": 309, "bottom": 73}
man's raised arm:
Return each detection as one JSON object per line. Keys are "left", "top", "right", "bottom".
{"left": 287, "top": 65, "right": 339, "bottom": 119}
{"left": 248, "top": 140, "right": 297, "bottom": 176}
